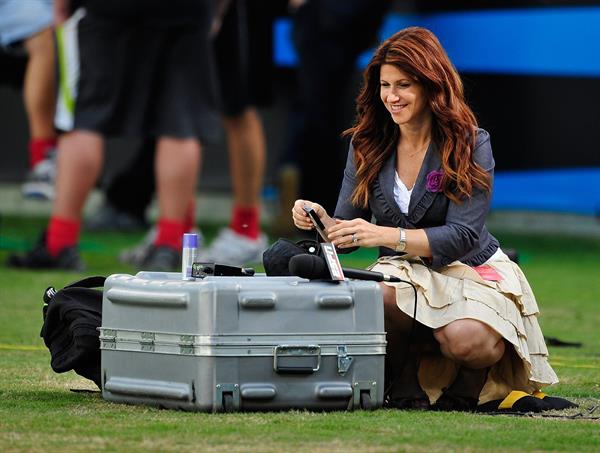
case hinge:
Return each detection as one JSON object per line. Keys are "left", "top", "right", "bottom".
{"left": 100, "top": 329, "right": 116, "bottom": 350}
{"left": 140, "top": 332, "right": 155, "bottom": 352}
{"left": 179, "top": 334, "right": 195, "bottom": 355}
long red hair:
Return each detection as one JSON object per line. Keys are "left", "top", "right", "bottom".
{"left": 344, "top": 26, "right": 491, "bottom": 207}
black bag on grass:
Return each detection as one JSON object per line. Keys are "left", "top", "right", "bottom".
{"left": 40, "top": 276, "right": 105, "bottom": 389}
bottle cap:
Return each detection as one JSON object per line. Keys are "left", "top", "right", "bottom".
{"left": 183, "top": 233, "right": 199, "bottom": 248}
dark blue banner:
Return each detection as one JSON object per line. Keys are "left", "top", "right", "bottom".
{"left": 493, "top": 168, "right": 600, "bottom": 215}
{"left": 275, "top": 7, "right": 600, "bottom": 77}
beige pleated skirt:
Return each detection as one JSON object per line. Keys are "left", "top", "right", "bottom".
{"left": 369, "top": 251, "right": 559, "bottom": 405}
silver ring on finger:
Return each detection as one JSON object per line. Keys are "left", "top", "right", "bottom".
{"left": 352, "top": 233, "right": 358, "bottom": 244}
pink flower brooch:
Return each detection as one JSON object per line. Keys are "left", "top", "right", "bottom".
{"left": 426, "top": 170, "right": 444, "bottom": 193}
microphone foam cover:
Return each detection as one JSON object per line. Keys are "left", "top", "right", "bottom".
{"left": 289, "top": 254, "right": 329, "bottom": 279}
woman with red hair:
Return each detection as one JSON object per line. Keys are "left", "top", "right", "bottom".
{"left": 292, "top": 27, "right": 561, "bottom": 411}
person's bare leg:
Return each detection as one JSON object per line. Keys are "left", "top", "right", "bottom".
{"left": 381, "top": 283, "right": 430, "bottom": 408}
{"left": 53, "top": 131, "right": 104, "bottom": 220}
{"left": 223, "top": 107, "right": 265, "bottom": 208}
{"left": 433, "top": 319, "right": 506, "bottom": 410}
{"left": 23, "top": 28, "right": 56, "bottom": 140}
{"left": 155, "top": 137, "right": 201, "bottom": 222}
{"left": 434, "top": 319, "right": 505, "bottom": 369}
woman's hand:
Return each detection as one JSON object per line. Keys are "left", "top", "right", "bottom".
{"left": 327, "top": 218, "right": 395, "bottom": 249}
{"left": 291, "top": 199, "right": 334, "bottom": 231}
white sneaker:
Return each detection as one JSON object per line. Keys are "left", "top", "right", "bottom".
{"left": 119, "top": 226, "right": 203, "bottom": 268}
{"left": 22, "top": 151, "right": 56, "bottom": 200}
{"left": 195, "top": 228, "right": 267, "bottom": 266}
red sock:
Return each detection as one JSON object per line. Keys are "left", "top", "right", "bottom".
{"left": 184, "top": 200, "right": 195, "bottom": 233}
{"left": 230, "top": 205, "right": 260, "bottom": 240}
{"left": 29, "top": 138, "right": 57, "bottom": 168}
{"left": 46, "top": 216, "right": 80, "bottom": 257}
{"left": 154, "top": 218, "right": 186, "bottom": 250}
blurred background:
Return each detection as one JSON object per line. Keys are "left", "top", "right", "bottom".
{"left": 1, "top": 0, "right": 598, "bottom": 236}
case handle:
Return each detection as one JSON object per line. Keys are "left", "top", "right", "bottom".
{"left": 238, "top": 291, "right": 276, "bottom": 309}
{"left": 104, "top": 377, "right": 191, "bottom": 401}
{"left": 105, "top": 288, "right": 188, "bottom": 308}
{"left": 273, "top": 344, "right": 321, "bottom": 374}
{"left": 315, "top": 294, "right": 353, "bottom": 308}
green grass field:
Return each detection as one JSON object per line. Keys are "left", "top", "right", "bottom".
{"left": 1, "top": 215, "right": 599, "bottom": 452}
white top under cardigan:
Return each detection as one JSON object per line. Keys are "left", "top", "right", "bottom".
{"left": 393, "top": 171, "right": 412, "bottom": 215}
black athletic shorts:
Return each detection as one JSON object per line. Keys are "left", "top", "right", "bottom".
{"left": 214, "top": 0, "right": 275, "bottom": 116}
{"left": 55, "top": 7, "right": 220, "bottom": 141}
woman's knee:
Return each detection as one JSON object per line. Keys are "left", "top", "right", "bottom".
{"left": 435, "top": 319, "right": 503, "bottom": 365}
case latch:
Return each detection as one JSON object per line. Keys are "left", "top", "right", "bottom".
{"left": 337, "top": 345, "right": 354, "bottom": 375}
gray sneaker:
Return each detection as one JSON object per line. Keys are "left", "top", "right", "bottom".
{"left": 195, "top": 228, "right": 267, "bottom": 266}
{"left": 119, "top": 226, "right": 203, "bottom": 268}
{"left": 140, "top": 245, "right": 181, "bottom": 272}
{"left": 22, "top": 151, "right": 56, "bottom": 200}
{"left": 85, "top": 202, "right": 146, "bottom": 232}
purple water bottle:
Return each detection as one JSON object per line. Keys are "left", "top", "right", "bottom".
{"left": 182, "top": 233, "right": 199, "bottom": 280}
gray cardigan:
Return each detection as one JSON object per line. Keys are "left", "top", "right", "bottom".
{"left": 333, "top": 128, "right": 499, "bottom": 270}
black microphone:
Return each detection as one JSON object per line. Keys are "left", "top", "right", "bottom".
{"left": 192, "top": 262, "right": 255, "bottom": 278}
{"left": 289, "top": 254, "right": 403, "bottom": 283}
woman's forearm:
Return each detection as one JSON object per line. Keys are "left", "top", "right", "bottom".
{"left": 379, "top": 226, "right": 432, "bottom": 257}
{"left": 404, "top": 228, "right": 432, "bottom": 257}
{"left": 327, "top": 218, "right": 432, "bottom": 257}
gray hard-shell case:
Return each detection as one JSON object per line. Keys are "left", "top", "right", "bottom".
{"left": 100, "top": 272, "right": 386, "bottom": 412}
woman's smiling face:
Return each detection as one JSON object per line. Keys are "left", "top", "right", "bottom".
{"left": 379, "top": 64, "right": 430, "bottom": 126}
